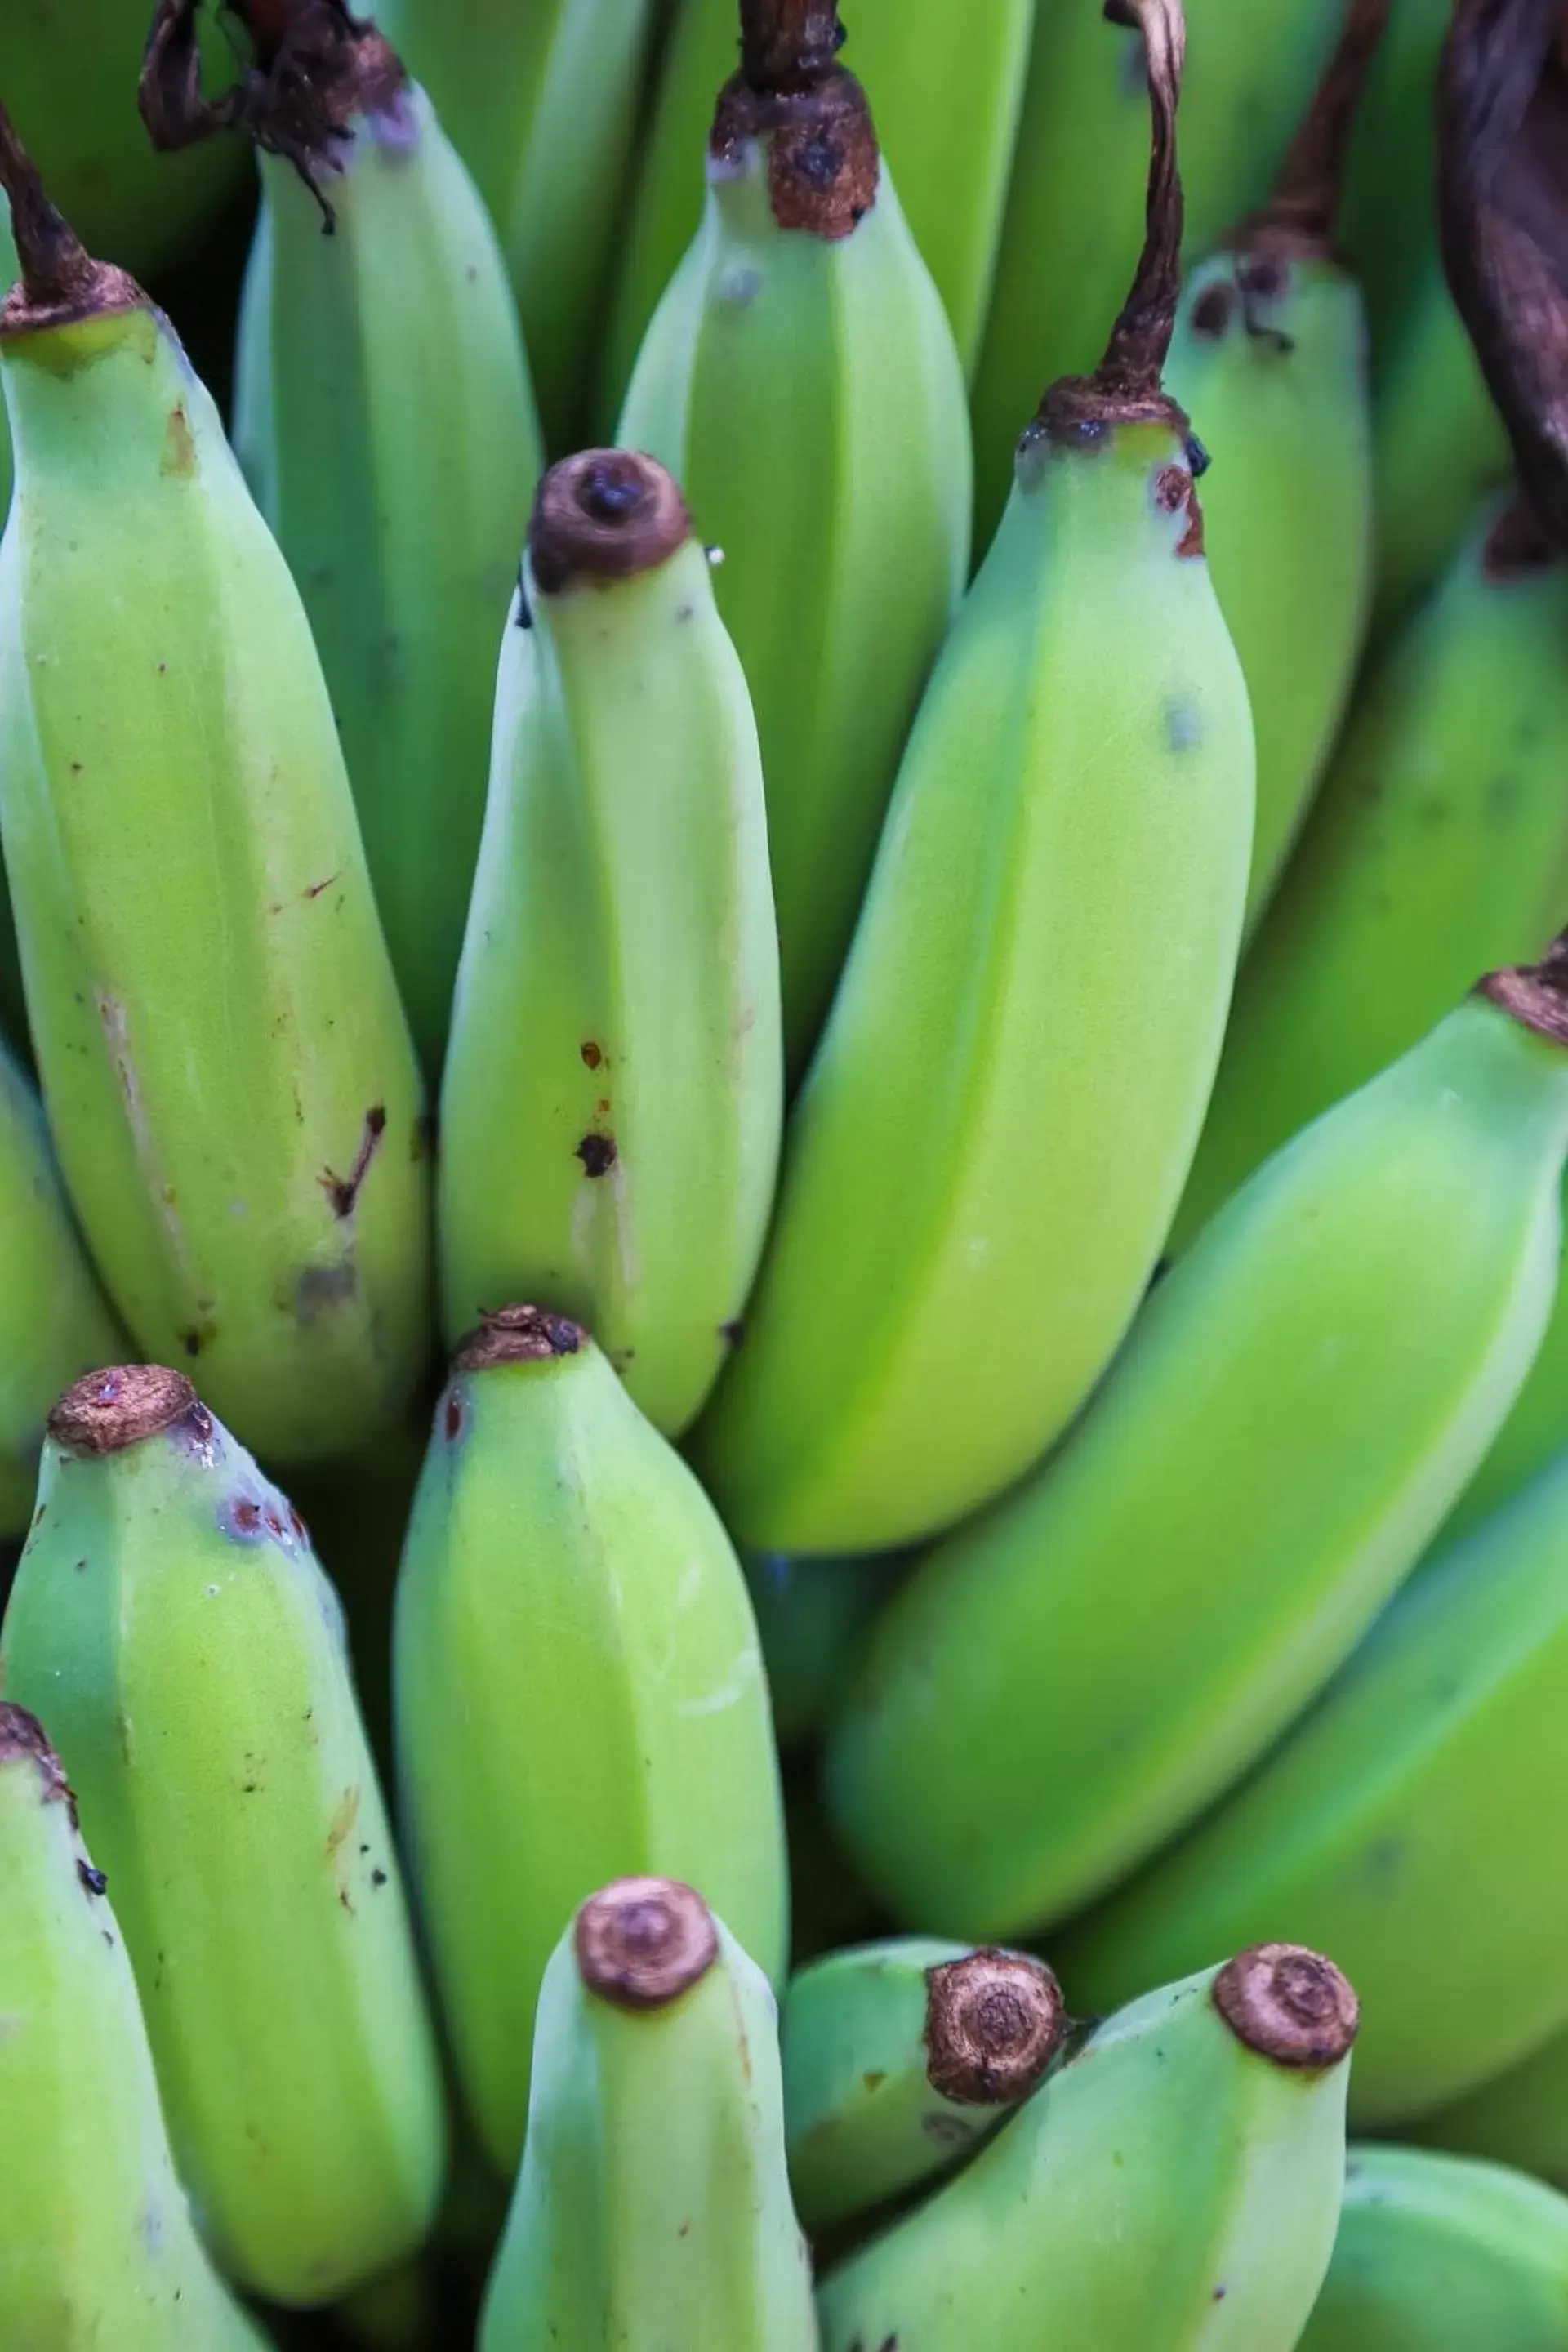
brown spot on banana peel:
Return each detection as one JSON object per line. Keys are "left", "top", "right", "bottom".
{"left": 452, "top": 1305, "right": 586, "bottom": 1374}
{"left": 576, "top": 1132, "right": 617, "bottom": 1178}
{"left": 1480, "top": 927, "right": 1568, "bottom": 1047}
{"left": 529, "top": 452, "right": 691, "bottom": 594}
{"left": 711, "top": 0, "right": 877, "bottom": 239}
{"left": 1483, "top": 492, "right": 1559, "bottom": 579}
{"left": 162, "top": 405, "right": 196, "bottom": 476}
{"left": 575, "top": 1877, "right": 719, "bottom": 2011}
{"left": 320, "top": 1106, "right": 386, "bottom": 1218}
{"left": 1227, "top": 0, "right": 1392, "bottom": 262}
{"left": 48, "top": 1365, "right": 213, "bottom": 1459}
{"left": 924, "top": 1950, "right": 1068, "bottom": 2105}
{"left": 0, "top": 1703, "right": 78, "bottom": 1824}
{"left": 1212, "top": 1944, "right": 1360, "bottom": 2069}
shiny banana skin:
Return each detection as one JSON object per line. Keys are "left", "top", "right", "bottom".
{"left": 0, "top": 1368, "right": 448, "bottom": 2305}
{"left": 438, "top": 452, "right": 782, "bottom": 1437}
{"left": 690, "top": 416, "right": 1252, "bottom": 1552}
{"left": 0, "top": 167, "right": 430, "bottom": 1464}
{"left": 393, "top": 1309, "right": 788, "bottom": 2179}
{"left": 0, "top": 1032, "right": 122, "bottom": 1535}
{"left": 0, "top": 1703, "right": 270, "bottom": 2351}
{"left": 826, "top": 983, "right": 1568, "bottom": 1941}
{"left": 1057, "top": 1440, "right": 1568, "bottom": 2127}
{"left": 782, "top": 1939, "right": 1067, "bottom": 2231}
{"left": 1170, "top": 500, "right": 1568, "bottom": 1255}
{"left": 969, "top": 0, "right": 1349, "bottom": 546}
{"left": 1419, "top": 2032, "right": 1568, "bottom": 2194}
{"left": 817, "top": 1947, "right": 1358, "bottom": 2352}
{"left": 233, "top": 65, "right": 545, "bottom": 1077}
{"left": 617, "top": 19, "right": 972, "bottom": 1072}
{"left": 372, "top": 0, "right": 658, "bottom": 446}
{"left": 1441, "top": 1241, "right": 1568, "bottom": 1545}
{"left": 1298, "top": 2143, "right": 1568, "bottom": 2350}
{"left": 478, "top": 1880, "right": 819, "bottom": 2352}
{"left": 600, "top": 0, "right": 1036, "bottom": 402}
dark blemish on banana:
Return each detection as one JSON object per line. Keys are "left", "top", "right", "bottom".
{"left": 1184, "top": 434, "right": 1211, "bottom": 479}
{"left": 922, "top": 2112, "right": 977, "bottom": 2145}
{"left": 296, "top": 1260, "right": 358, "bottom": 1322}
{"left": 1165, "top": 699, "right": 1203, "bottom": 753}
{"left": 443, "top": 1390, "right": 466, "bottom": 1444}
{"left": 181, "top": 1330, "right": 203, "bottom": 1359}
{"left": 371, "top": 1867, "right": 388, "bottom": 1886}
{"left": 1191, "top": 281, "right": 1234, "bottom": 337}
{"left": 322, "top": 1107, "right": 387, "bottom": 1218}
{"left": 719, "top": 1320, "right": 745, "bottom": 1348}
{"left": 1154, "top": 466, "right": 1192, "bottom": 516}
{"left": 581, "top": 1041, "right": 604, "bottom": 1070}
{"left": 77, "top": 1860, "right": 108, "bottom": 1896}
{"left": 721, "top": 265, "right": 763, "bottom": 308}
{"left": 162, "top": 405, "right": 196, "bottom": 477}
{"left": 577, "top": 1133, "right": 617, "bottom": 1178}
{"left": 514, "top": 568, "right": 532, "bottom": 628}
{"left": 1177, "top": 500, "right": 1205, "bottom": 558}
{"left": 303, "top": 872, "right": 340, "bottom": 900}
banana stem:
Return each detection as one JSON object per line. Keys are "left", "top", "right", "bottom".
{"left": 1258, "top": 0, "right": 1392, "bottom": 246}
{"left": 1093, "top": 0, "right": 1187, "bottom": 404}
{"left": 0, "top": 103, "right": 131, "bottom": 323}
{"left": 737, "top": 0, "right": 845, "bottom": 91}
{"left": 1481, "top": 930, "right": 1568, "bottom": 1047}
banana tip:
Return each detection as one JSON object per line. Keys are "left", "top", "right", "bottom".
{"left": 48, "top": 1365, "right": 209, "bottom": 1458}
{"left": 924, "top": 1950, "right": 1069, "bottom": 2105}
{"left": 575, "top": 1878, "right": 719, "bottom": 2011}
{"left": 452, "top": 1306, "right": 586, "bottom": 1375}
{"left": 1213, "top": 1944, "right": 1360, "bottom": 2069}
{"left": 528, "top": 453, "right": 692, "bottom": 595}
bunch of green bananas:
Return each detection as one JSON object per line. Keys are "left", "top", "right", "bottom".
{"left": 3, "top": 0, "right": 1568, "bottom": 2343}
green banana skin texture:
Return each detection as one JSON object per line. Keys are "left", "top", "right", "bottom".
{"left": 0, "top": 198, "right": 11, "bottom": 519}
{"left": 1441, "top": 1217, "right": 1568, "bottom": 1545}
{"left": 742, "top": 1550, "right": 901, "bottom": 1753}
{"left": 0, "top": 1034, "right": 123, "bottom": 1536}
{"left": 827, "top": 993, "right": 1568, "bottom": 1942}
{"left": 969, "top": 0, "right": 1349, "bottom": 547}
{"left": 600, "top": 0, "right": 1036, "bottom": 403}
{"left": 691, "top": 417, "right": 1252, "bottom": 1557}
{"left": 817, "top": 1958, "right": 1352, "bottom": 2352}
{"left": 1058, "top": 1432, "right": 1568, "bottom": 2127}
{"left": 1419, "top": 2033, "right": 1568, "bottom": 2195}
{"left": 479, "top": 1892, "right": 818, "bottom": 2352}
{"left": 1299, "top": 2144, "right": 1568, "bottom": 2350}
{"left": 617, "top": 132, "right": 972, "bottom": 1075}
{"left": 0, "top": 1706, "right": 270, "bottom": 2351}
{"left": 372, "top": 0, "right": 657, "bottom": 446}
{"left": 0, "top": 296, "right": 430, "bottom": 1463}
{"left": 1339, "top": 0, "right": 1450, "bottom": 363}
{"left": 438, "top": 497, "right": 782, "bottom": 1437}
{"left": 234, "top": 84, "right": 544, "bottom": 1079}
{"left": 782, "top": 1938, "right": 1061, "bottom": 2231}
{"left": 1171, "top": 506, "right": 1568, "bottom": 1254}
{"left": 1166, "top": 249, "right": 1373, "bottom": 924}
{"left": 393, "top": 1317, "right": 789, "bottom": 2179}
{"left": 0, "top": 1380, "right": 448, "bottom": 2305}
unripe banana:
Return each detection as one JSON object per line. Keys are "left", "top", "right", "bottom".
{"left": 1057, "top": 1435, "right": 1568, "bottom": 2126}
{"left": 0, "top": 195, "right": 11, "bottom": 519}
{"left": 827, "top": 956, "right": 1568, "bottom": 1942}
{"left": 818, "top": 1945, "right": 1358, "bottom": 2352}
{"left": 0, "top": 1366, "right": 448, "bottom": 2305}
{"left": 743, "top": 1549, "right": 900, "bottom": 1753}
{"left": 0, "top": 118, "right": 430, "bottom": 1463}
{"left": 782, "top": 1940, "right": 1067, "bottom": 2231}
{"left": 1441, "top": 1245, "right": 1568, "bottom": 1545}
{"left": 478, "top": 1878, "right": 819, "bottom": 2352}
{"left": 1171, "top": 496, "right": 1568, "bottom": 1255}
{"left": 372, "top": 0, "right": 659, "bottom": 446}
{"left": 0, "top": 1031, "right": 123, "bottom": 1535}
{"left": 393, "top": 1307, "right": 788, "bottom": 2179}
{"left": 1299, "top": 2143, "right": 1568, "bottom": 2350}
{"left": 209, "top": 0, "right": 545, "bottom": 1076}
{"left": 1339, "top": 0, "right": 1449, "bottom": 359}
{"left": 1419, "top": 2033, "right": 1568, "bottom": 2195}
{"left": 690, "top": 0, "right": 1254, "bottom": 1555}
{"left": 438, "top": 451, "right": 782, "bottom": 1436}
{"left": 616, "top": 0, "right": 972, "bottom": 1072}
{"left": 1164, "top": 0, "right": 1381, "bottom": 924}
{"left": 0, "top": 1702, "right": 270, "bottom": 2350}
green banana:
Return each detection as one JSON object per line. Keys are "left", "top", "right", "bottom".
{"left": 782, "top": 1939, "right": 1067, "bottom": 2231}
{"left": 437, "top": 450, "right": 782, "bottom": 1436}
{"left": 1170, "top": 495, "right": 1568, "bottom": 1254}
{"left": 0, "top": 118, "right": 430, "bottom": 1463}
{"left": 1164, "top": 0, "right": 1380, "bottom": 924}
{"left": 371, "top": 0, "right": 658, "bottom": 447}
{"left": 969, "top": 0, "right": 1350, "bottom": 546}
{"left": 616, "top": 0, "right": 972, "bottom": 1073}
{"left": 478, "top": 1878, "right": 819, "bottom": 2352}
{"left": 0, "top": 1702, "right": 270, "bottom": 2350}
{"left": 1299, "top": 2144, "right": 1568, "bottom": 2350}
{"left": 393, "top": 1307, "right": 788, "bottom": 2180}
{"left": 818, "top": 1945, "right": 1358, "bottom": 2351}
{"left": 601, "top": 0, "right": 1037, "bottom": 403}
{"left": 1056, "top": 1435, "right": 1568, "bottom": 2127}
{"left": 0, "top": 1031, "right": 123, "bottom": 1536}
{"left": 212, "top": 0, "right": 545, "bottom": 1076}
{"left": 0, "top": 1366, "right": 448, "bottom": 2305}
{"left": 1419, "top": 2034, "right": 1568, "bottom": 2195}
{"left": 1339, "top": 0, "right": 1450, "bottom": 361}
{"left": 0, "top": 194, "right": 11, "bottom": 519}
{"left": 690, "top": 0, "right": 1254, "bottom": 1554}
{"left": 1441, "top": 1236, "right": 1568, "bottom": 1545}
{"left": 742, "top": 1550, "right": 900, "bottom": 1753}
{"left": 827, "top": 954, "right": 1568, "bottom": 1942}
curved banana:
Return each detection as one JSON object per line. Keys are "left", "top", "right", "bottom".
{"left": 690, "top": 0, "right": 1254, "bottom": 1555}
{"left": 0, "top": 1702, "right": 270, "bottom": 2350}
{"left": 1299, "top": 2143, "right": 1568, "bottom": 2350}
{"left": 1165, "top": 0, "right": 1381, "bottom": 924}
{"left": 372, "top": 0, "right": 658, "bottom": 446}
{"left": 826, "top": 952, "right": 1568, "bottom": 1942}
{"left": 438, "top": 451, "right": 782, "bottom": 1436}
{"left": 216, "top": 0, "right": 544, "bottom": 1076}
{"left": 1339, "top": 0, "right": 1450, "bottom": 359}
{"left": 818, "top": 1945, "right": 1357, "bottom": 2352}
{"left": 0, "top": 1366, "right": 448, "bottom": 2305}
{"left": 1441, "top": 1245, "right": 1568, "bottom": 1546}
{"left": 1056, "top": 1437, "right": 1568, "bottom": 2127}
{"left": 616, "top": 0, "right": 972, "bottom": 1073}
{"left": 1171, "top": 496, "right": 1568, "bottom": 1254}
{"left": 783, "top": 1940, "right": 1067, "bottom": 2231}
{"left": 1419, "top": 2034, "right": 1568, "bottom": 2196}
{"left": 969, "top": 0, "right": 1350, "bottom": 546}
{"left": 0, "top": 117, "right": 430, "bottom": 1463}
{"left": 742, "top": 1549, "right": 900, "bottom": 1753}
{"left": 478, "top": 1878, "right": 818, "bottom": 2352}
{"left": 601, "top": 0, "right": 1036, "bottom": 406}
{"left": 393, "top": 1307, "right": 788, "bottom": 2180}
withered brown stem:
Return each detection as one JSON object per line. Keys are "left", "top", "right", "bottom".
{"left": 574, "top": 1878, "right": 719, "bottom": 2011}
{"left": 528, "top": 452, "right": 693, "bottom": 595}
{"left": 1243, "top": 0, "right": 1392, "bottom": 252}
{"left": 924, "top": 1951, "right": 1068, "bottom": 2106}
{"left": 48, "top": 1365, "right": 211, "bottom": 1457}
{"left": 0, "top": 101, "right": 137, "bottom": 330}
{"left": 1213, "top": 1944, "right": 1360, "bottom": 2070}
{"left": 1480, "top": 927, "right": 1568, "bottom": 1046}
{"left": 710, "top": 0, "right": 877, "bottom": 238}
{"left": 452, "top": 1305, "right": 586, "bottom": 1374}
{"left": 737, "top": 0, "right": 846, "bottom": 90}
